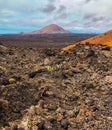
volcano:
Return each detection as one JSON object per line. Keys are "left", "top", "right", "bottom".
{"left": 23, "top": 24, "right": 70, "bottom": 34}
{"left": 62, "top": 30, "right": 112, "bottom": 51}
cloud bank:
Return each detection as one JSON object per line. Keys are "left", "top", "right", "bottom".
{"left": 0, "top": 0, "right": 112, "bottom": 33}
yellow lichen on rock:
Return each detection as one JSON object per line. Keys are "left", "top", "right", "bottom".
{"left": 9, "top": 78, "right": 16, "bottom": 83}
{"left": 0, "top": 66, "right": 6, "bottom": 72}
{"left": 45, "top": 66, "right": 52, "bottom": 71}
{"left": 34, "top": 65, "right": 42, "bottom": 71}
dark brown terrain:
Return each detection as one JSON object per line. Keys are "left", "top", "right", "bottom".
{"left": 0, "top": 33, "right": 95, "bottom": 48}
{"left": 0, "top": 42, "right": 112, "bottom": 130}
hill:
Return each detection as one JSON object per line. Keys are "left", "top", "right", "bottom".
{"left": 62, "top": 30, "right": 112, "bottom": 51}
{"left": 23, "top": 24, "right": 70, "bottom": 34}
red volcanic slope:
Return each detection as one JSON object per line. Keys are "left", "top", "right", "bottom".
{"left": 23, "top": 24, "right": 70, "bottom": 34}
{"left": 62, "top": 30, "right": 112, "bottom": 51}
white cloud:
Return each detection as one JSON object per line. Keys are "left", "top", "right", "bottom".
{"left": 0, "top": 9, "right": 16, "bottom": 17}
{"left": 0, "top": 0, "right": 112, "bottom": 33}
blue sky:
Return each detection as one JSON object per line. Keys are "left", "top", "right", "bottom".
{"left": 0, "top": 0, "right": 112, "bottom": 34}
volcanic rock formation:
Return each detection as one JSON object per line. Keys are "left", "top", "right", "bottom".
{"left": 0, "top": 43, "right": 112, "bottom": 130}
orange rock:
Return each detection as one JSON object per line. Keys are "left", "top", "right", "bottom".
{"left": 76, "top": 115, "right": 84, "bottom": 123}
{"left": 75, "top": 106, "right": 93, "bottom": 123}
{"left": 85, "top": 111, "right": 93, "bottom": 116}
{"left": 56, "top": 114, "right": 63, "bottom": 121}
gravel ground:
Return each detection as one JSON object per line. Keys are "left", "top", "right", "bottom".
{"left": 0, "top": 43, "right": 112, "bottom": 130}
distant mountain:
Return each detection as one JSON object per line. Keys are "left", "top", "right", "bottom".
{"left": 62, "top": 30, "right": 112, "bottom": 51}
{"left": 23, "top": 24, "right": 70, "bottom": 34}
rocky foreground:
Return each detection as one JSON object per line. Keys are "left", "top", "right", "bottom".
{"left": 0, "top": 43, "right": 112, "bottom": 130}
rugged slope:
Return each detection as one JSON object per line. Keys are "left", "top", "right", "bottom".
{"left": 0, "top": 43, "right": 112, "bottom": 130}
{"left": 62, "top": 30, "right": 112, "bottom": 51}
{"left": 23, "top": 24, "right": 70, "bottom": 34}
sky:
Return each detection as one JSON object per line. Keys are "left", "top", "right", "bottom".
{"left": 0, "top": 0, "right": 112, "bottom": 34}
